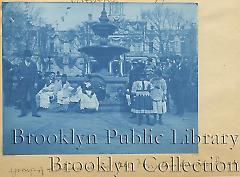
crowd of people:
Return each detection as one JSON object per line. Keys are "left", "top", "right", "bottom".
{"left": 36, "top": 73, "right": 99, "bottom": 113}
{"left": 3, "top": 50, "right": 198, "bottom": 123}
{"left": 3, "top": 50, "right": 100, "bottom": 118}
{"left": 126, "top": 55, "right": 197, "bottom": 125}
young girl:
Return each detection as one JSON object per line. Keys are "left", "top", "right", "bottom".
{"left": 131, "top": 73, "right": 153, "bottom": 125}
{"left": 150, "top": 70, "right": 167, "bottom": 124}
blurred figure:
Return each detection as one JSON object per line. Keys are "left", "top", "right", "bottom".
{"left": 128, "top": 61, "right": 139, "bottom": 90}
{"left": 36, "top": 71, "right": 46, "bottom": 93}
{"left": 3, "top": 57, "right": 13, "bottom": 106}
{"left": 150, "top": 70, "right": 167, "bottom": 124}
{"left": 170, "top": 56, "right": 189, "bottom": 117}
{"left": 129, "top": 61, "right": 145, "bottom": 87}
{"left": 36, "top": 72, "right": 57, "bottom": 109}
{"left": 161, "top": 61, "right": 172, "bottom": 112}
{"left": 56, "top": 71, "right": 61, "bottom": 78}
{"left": 128, "top": 61, "right": 145, "bottom": 118}
{"left": 80, "top": 79, "right": 99, "bottom": 112}
{"left": 18, "top": 50, "right": 41, "bottom": 117}
{"left": 131, "top": 73, "right": 153, "bottom": 125}
{"left": 69, "top": 85, "right": 83, "bottom": 103}
{"left": 14, "top": 64, "right": 23, "bottom": 109}
{"left": 145, "top": 57, "right": 156, "bottom": 77}
{"left": 55, "top": 74, "right": 74, "bottom": 112}
{"left": 125, "top": 88, "right": 131, "bottom": 107}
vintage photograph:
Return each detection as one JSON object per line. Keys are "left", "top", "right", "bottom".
{"left": 2, "top": 2, "right": 198, "bottom": 154}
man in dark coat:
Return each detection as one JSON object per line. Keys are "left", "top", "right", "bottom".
{"left": 18, "top": 50, "right": 41, "bottom": 117}
{"left": 3, "top": 57, "right": 13, "bottom": 106}
{"left": 170, "top": 56, "right": 189, "bottom": 117}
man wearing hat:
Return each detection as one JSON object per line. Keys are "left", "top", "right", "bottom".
{"left": 170, "top": 55, "right": 189, "bottom": 117}
{"left": 18, "top": 50, "right": 41, "bottom": 117}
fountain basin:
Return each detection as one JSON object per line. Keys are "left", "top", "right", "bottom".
{"left": 79, "top": 45, "right": 129, "bottom": 68}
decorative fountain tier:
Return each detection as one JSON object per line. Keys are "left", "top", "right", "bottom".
{"left": 79, "top": 3, "right": 129, "bottom": 70}
{"left": 79, "top": 45, "right": 129, "bottom": 69}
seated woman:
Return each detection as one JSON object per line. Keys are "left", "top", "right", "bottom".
{"left": 79, "top": 80, "right": 99, "bottom": 112}
{"left": 54, "top": 74, "right": 74, "bottom": 112}
{"left": 70, "top": 85, "right": 83, "bottom": 103}
{"left": 36, "top": 72, "right": 57, "bottom": 109}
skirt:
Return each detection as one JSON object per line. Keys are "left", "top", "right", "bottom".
{"left": 152, "top": 100, "right": 167, "bottom": 114}
{"left": 131, "top": 95, "right": 153, "bottom": 114}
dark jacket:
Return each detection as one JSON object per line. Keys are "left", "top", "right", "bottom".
{"left": 3, "top": 59, "right": 13, "bottom": 82}
{"left": 18, "top": 61, "right": 38, "bottom": 84}
{"left": 171, "top": 63, "right": 189, "bottom": 87}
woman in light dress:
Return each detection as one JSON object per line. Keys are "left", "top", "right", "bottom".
{"left": 79, "top": 81, "right": 99, "bottom": 111}
{"left": 70, "top": 81, "right": 99, "bottom": 112}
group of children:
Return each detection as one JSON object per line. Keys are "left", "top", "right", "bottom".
{"left": 36, "top": 68, "right": 167, "bottom": 123}
{"left": 36, "top": 73, "right": 99, "bottom": 112}
{"left": 127, "top": 69, "right": 167, "bottom": 125}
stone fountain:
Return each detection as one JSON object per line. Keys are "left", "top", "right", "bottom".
{"left": 78, "top": 4, "right": 129, "bottom": 108}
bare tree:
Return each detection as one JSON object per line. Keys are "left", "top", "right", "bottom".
{"left": 141, "top": 4, "right": 187, "bottom": 55}
{"left": 3, "top": 3, "right": 47, "bottom": 56}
